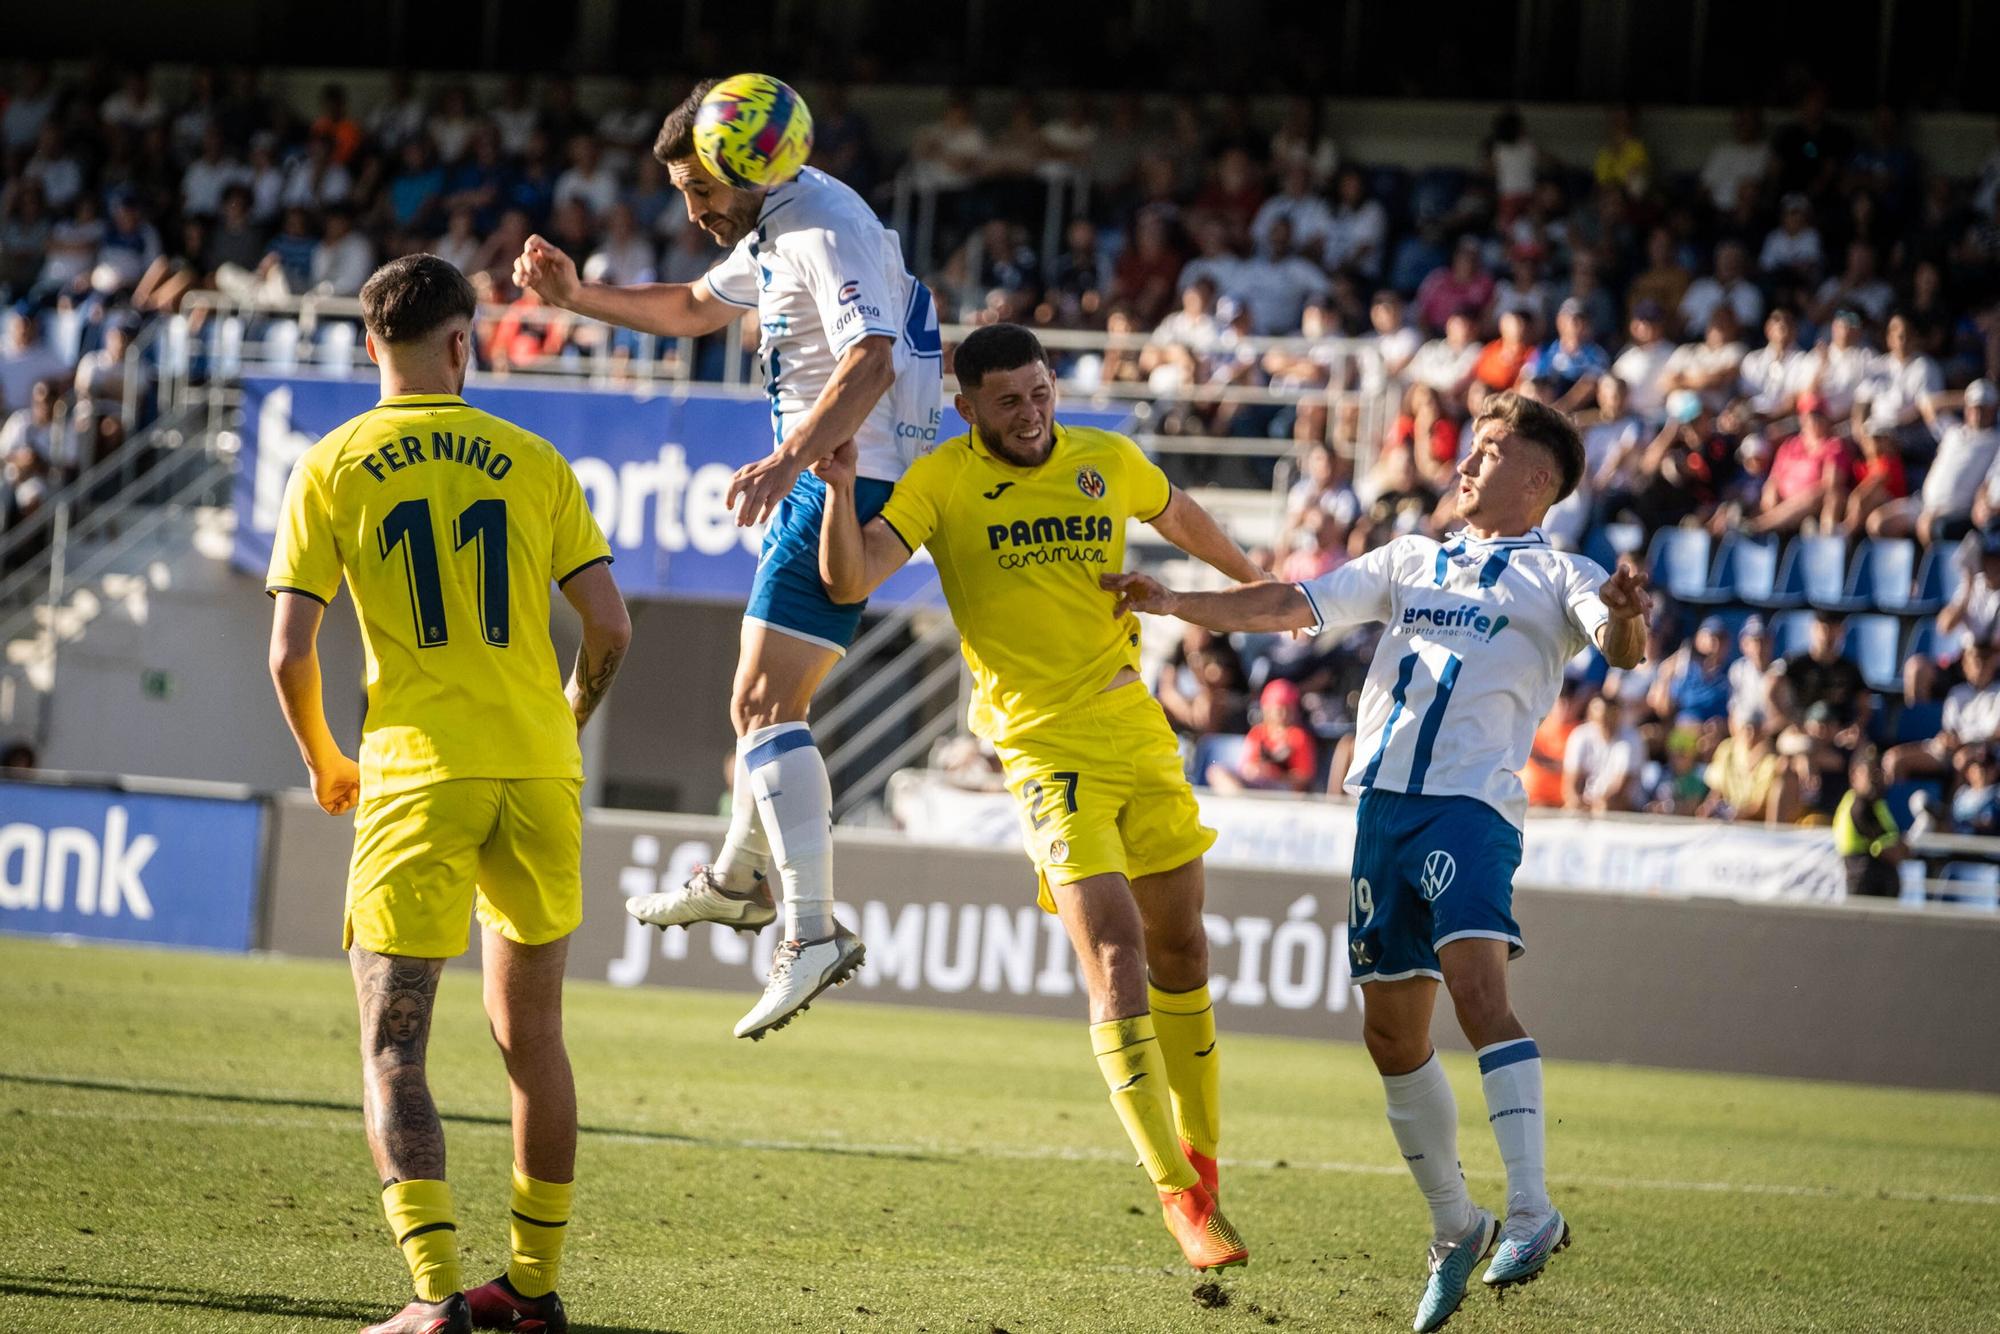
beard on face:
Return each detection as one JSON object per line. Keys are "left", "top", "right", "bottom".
{"left": 972, "top": 410, "right": 1055, "bottom": 468}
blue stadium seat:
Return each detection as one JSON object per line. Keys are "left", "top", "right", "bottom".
{"left": 1939, "top": 862, "right": 2000, "bottom": 911}
{"left": 1850, "top": 537, "right": 1919, "bottom": 613}
{"left": 1904, "top": 616, "right": 1942, "bottom": 667}
{"left": 1647, "top": 527, "right": 1714, "bottom": 603}
{"left": 1911, "top": 544, "right": 1961, "bottom": 615}
{"left": 1769, "top": 610, "right": 1816, "bottom": 659}
{"left": 1709, "top": 532, "right": 1783, "bottom": 604}
{"left": 1795, "top": 535, "right": 1867, "bottom": 611}
{"left": 1844, "top": 614, "right": 1903, "bottom": 692}
{"left": 1893, "top": 699, "right": 1945, "bottom": 745}
{"left": 1191, "top": 733, "right": 1246, "bottom": 786}
{"left": 1749, "top": 537, "right": 1810, "bottom": 610}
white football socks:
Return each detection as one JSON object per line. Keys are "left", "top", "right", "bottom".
{"left": 1477, "top": 1038, "right": 1550, "bottom": 1220}
{"left": 709, "top": 749, "right": 771, "bottom": 894}
{"left": 741, "top": 721, "right": 835, "bottom": 941}
{"left": 1382, "top": 1052, "right": 1475, "bottom": 1240}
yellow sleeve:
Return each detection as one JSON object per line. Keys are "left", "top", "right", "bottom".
{"left": 1110, "top": 432, "right": 1171, "bottom": 522}
{"left": 265, "top": 453, "right": 343, "bottom": 603}
{"left": 547, "top": 447, "right": 613, "bottom": 585}
{"left": 877, "top": 445, "right": 961, "bottom": 552}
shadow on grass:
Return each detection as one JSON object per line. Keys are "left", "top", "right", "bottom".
{"left": 0, "top": 1069, "right": 944, "bottom": 1163}
{"left": 0, "top": 1272, "right": 690, "bottom": 1333}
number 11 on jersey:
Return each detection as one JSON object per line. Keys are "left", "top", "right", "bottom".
{"left": 378, "top": 497, "right": 511, "bottom": 649}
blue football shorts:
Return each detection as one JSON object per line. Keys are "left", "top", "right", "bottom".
{"left": 1347, "top": 787, "right": 1525, "bottom": 984}
{"left": 743, "top": 470, "right": 896, "bottom": 654}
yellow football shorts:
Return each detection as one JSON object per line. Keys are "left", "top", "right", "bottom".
{"left": 344, "top": 777, "right": 584, "bottom": 957}
{"left": 992, "top": 681, "right": 1217, "bottom": 913}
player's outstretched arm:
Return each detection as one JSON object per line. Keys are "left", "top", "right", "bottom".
{"left": 1146, "top": 487, "right": 1267, "bottom": 585}
{"left": 559, "top": 562, "right": 631, "bottom": 730}
{"left": 817, "top": 438, "right": 912, "bottom": 602}
{"left": 513, "top": 234, "right": 739, "bottom": 338}
{"left": 729, "top": 335, "right": 897, "bottom": 527}
{"left": 1101, "top": 572, "right": 1315, "bottom": 632}
{"left": 1595, "top": 560, "right": 1652, "bottom": 670}
{"left": 267, "top": 591, "right": 359, "bottom": 815}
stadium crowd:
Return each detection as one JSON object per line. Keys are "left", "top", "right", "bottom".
{"left": 4, "top": 63, "right": 2000, "bottom": 880}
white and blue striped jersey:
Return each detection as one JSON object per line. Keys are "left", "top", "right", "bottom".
{"left": 1298, "top": 527, "right": 1611, "bottom": 828}
{"left": 704, "top": 167, "right": 943, "bottom": 483}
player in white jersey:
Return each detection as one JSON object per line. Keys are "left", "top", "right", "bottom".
{"left": 1106, "top": 392, "right": 1650, "bottom": 1332}
{"left": 515, "top": 79, "right": 943, "bottom": 1040}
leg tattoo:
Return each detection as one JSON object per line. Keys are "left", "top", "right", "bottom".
{"left": 352, "top": 948, "right": 447, "bottom": 1185}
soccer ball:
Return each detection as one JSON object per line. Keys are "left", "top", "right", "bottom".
{"left": 693, "top": 74, "right": 814, "bottom": 189}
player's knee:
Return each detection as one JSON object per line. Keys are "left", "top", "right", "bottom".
{"left": 1362, "top": 1012, "right": 1426, "bottom": 1073}
{"left": 1446, "top": 972, "right": 1513, "bottom": 1032}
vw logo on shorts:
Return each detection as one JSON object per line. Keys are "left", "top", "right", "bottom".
{"left": 1420, "top": 850, "right": 1457, "bottom": 901}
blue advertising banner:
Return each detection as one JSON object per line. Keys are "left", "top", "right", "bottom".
{"left": 0, "top": 780, "right": 265, "bottom": 951}
{"left": 234, "top": 377, "right": 1135, "bottom": 606}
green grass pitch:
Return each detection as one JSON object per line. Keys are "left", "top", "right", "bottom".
{"left": 1, "top": 934, "right": 1995, "bottom": 1332}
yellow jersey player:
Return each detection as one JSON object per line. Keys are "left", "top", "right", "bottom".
{"left": 816, "top": 323, "right": 1265, "bottom": 1272}
{"left": 266, "top": 254, "right": 629, "bottom": 1334}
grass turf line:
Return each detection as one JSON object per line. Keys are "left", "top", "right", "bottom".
{"left": 0, "top": 936, "right": 1995, "bottom": 1332}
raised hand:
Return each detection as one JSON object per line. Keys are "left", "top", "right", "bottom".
{"left": 1599, "top": 559, "right": 1653, "bottom": 622}
{"left": 512, "top": 234, "right": 579, "bottom": 308}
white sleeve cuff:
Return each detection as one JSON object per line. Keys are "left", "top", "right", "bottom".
{"left": 1295, "top": 582, "right": 1326, "bottom": 636}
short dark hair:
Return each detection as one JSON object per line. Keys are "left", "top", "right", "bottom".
{"left": 654, "top": 78, "right": 719, "bottom": 164}
{"left": 1472, "top": 390, "right": 1585, "bottom": 502}
{"left": 953, "top": 323, "right": 1049, "bottom": 390}
{"left": 359, "top": 254, "right": 477, "bottom": 345}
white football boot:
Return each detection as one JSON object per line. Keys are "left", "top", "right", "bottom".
{"left": 733, "top": 923, "right": 866, "bottom": 1040}
{"left": 626, "top": 865, "right": 776, "bottom": 935}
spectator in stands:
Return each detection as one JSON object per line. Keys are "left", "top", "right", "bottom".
{"left": 1405, "top": 311, "right": 1480, "bottom": 404}
{"left": 554, "top": 135, "right": 619, "bottom": 221}
{"left": 432, "top": 204, "right": 480, "bottom": 276}
{"left": 1492, "top": 243, "right": 1552, "bottom": 330}
{"left": 1206, "top": 680, "right": 1317, "bottom": 794}
{"left": 1252, "top": 162, "right": 1334, "bottom": 264}
{"left": 2, "top": 64, "right": 56, "bottom": 159}
{"left": 1, "top": 433, "right": 49, "bottom": 543}
{"left": 1522, "top": 299, "right": 1608, "bottom": 412}
{"left": 1470, "top": 308, "right": 1535, "bottom": 406}
{"left": 1679, "top": 239, "right": 1762, "bottom": 339}
{"left": 1794, "top": 307, "right": 1873, "bottom": 421}
{"left": 1950, "top": 745, "right": 2000, "bottom": 837}
{"left": 1811, "top": 240, "right": 1895, "bottom": 328}
{"left": 280, "top": 134, "right": 353, "bottom": 212}
{"left": 0, "top": 312, "right": 66, "bottom": 416}
{"left": 1546, "top": 372, "right": 1643, "bottom": 548}
{"left": 0, "top": 377, "right": 58, "bottom": 466}
{"left": 1843, "top": 419, "right": 1910, "bottom": 537}
{"left": 1413, "top": 235, "right": 1493, "bottom": 335}
{"left": 1156, "top": 623, "right": 1250, "bottom": 739}
{"left": 1524, "top": 682, "right": 1587, "bottom": 808}
{"left": 1324, "top": 166, "right": 1387, "bottom": 279}
{"left": 1750, "top": 392, "right": 1854, "bottom": 536}
{"left": 1484, "top": 107, "right": 1544, "bottom": 222}
{"left": 426, "top": 84, "right": 478, "bottom": 165}
{"left": 1111, "top": 210, "right": 1183, "bottom": 328}
{"left": 1662, "top": 306, "right": 1747, "bottom": 415}
{"left": 1193, "top": 147, "right": 1266, "bottom": 247}
{"left": 584, "top": 202, "right": 656, "bottom": 286}
{"left": 1387, "top": 381, "right": 1459, "bottom": 493}
{"left": 1601, "top": 390, "right": 1737, "bottom": 531}
{"left": 1862, "top": 312, "right": 1943, "bottom": 459}
{"left": 1645, "top": 727, "right": 1710, "bottom": 816}
{"left": 1702, "top": 105, "right": 1773, "bottom": 213}
{"left": 1738, "top": 307, "right": 1805, "bottom": 425}
{"left": 1282, "top": 440, "right": 1359, "bottom": 533}
{"left": 23, "top": 123, "right": 82, "bottom": 214}
{"left": 1362, "top": 289, "right": 1421, "bottom": 387}
{"left": 367, "top": 70, "right": 429, "bottom": 155}
{"left": 1593, "top": 103, "right": 1650, "bottom": 198}
{"left": 1775, "top": 610, "right": 1873, "bottom": 746}
{"left": 1610, "top": 300, "right": 1674, "bottom": 423}
{"left": 1887, "top": 638, "right": 2000, "bottom": 784}
{"left": 1834, "top": 748, "right": 1904, "bottom": 896}
{"left": 1759, "top": 193, "right": 1824, "bottom": 285}
{"left": 1269, "top": 96, "right": 1338, "bottom": 190}
{"left": 1627, "top": 226, "right": 1692, "bottom": 325}
{"left": 1773, "top": 85, "right": 1854, "bottom": 203}
{"left": 1230, "top": 217, "right": 1328, "bottom": 335}
{"left": 1702, "top": 716, "right": 1799, "bottom": 825}
{"left": 384, "top": 138, "right": 445, "bottom": 232}
{"left": 1276, "top": 504, "right": 1348, "bottom": 582}
{"left": 310, "top": 207, "right": 374, "bottom": 297}
{"left": 98, "top": 190, "right": 163, "bottom": 292}
{"left": 1649, "top": 615, "right": 1735, "bottom": 730}
{"left": 1046, "top": 219, "right": 1109, "bottom": 326}
{"left": 1557, "top": 251, "right": 1619, "bottom": 339}
{"left": 1563, "top": 694, "right": 1642, "bottom": 813}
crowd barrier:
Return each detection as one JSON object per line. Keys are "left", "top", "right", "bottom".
{"left": 6, "top": 777, "right": 1997, "bottom": 1091}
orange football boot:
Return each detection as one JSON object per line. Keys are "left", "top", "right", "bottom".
{"left": 1158, "top": 1182, "right": 1249, "bottom": 1271}
{"left": 1181, "top": 1140, "right": 1220, "bottom": 1200}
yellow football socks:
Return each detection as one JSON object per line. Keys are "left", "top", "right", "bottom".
{"left": 1090, "top": 1015, "right": 1200, "bottom": 1193}
{"left": 381, "top": 1179, "right": 461, "bottom": 1302}
{"left": 506, "top": 1167, "right": 573, "bottom": 1299}
{"left": 1148, "top": 981, "right": 1221, "bottom": 1160}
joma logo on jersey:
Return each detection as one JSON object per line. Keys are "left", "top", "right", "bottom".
{"left": 987, "top": 514, "right": 1115, "bottom": 549}
{"left": 1403, "top": 605, "right": 1511, "bottom": 641}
